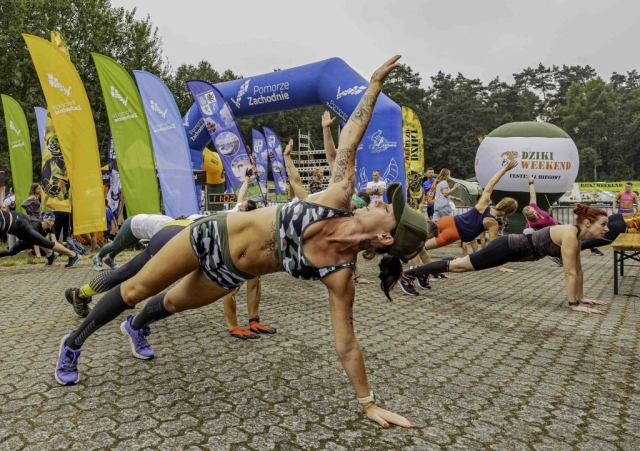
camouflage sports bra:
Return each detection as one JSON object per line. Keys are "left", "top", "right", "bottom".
{"left": 276, "top": 199, "right": 356, "bottom": 280}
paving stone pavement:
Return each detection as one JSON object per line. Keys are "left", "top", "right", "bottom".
{"left": 0, "top": 245, "right": 639, "bottom": 450}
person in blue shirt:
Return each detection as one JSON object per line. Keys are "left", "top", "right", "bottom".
{"left": 421, "top": 168, "right": 435, "bottom": 219}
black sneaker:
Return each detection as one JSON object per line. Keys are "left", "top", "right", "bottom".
{"left": 65, "top": 253, "right": 82, "bottom": 269}
{"left": 399, "top": 275, "right": 419, "bottom": 296}
{"left": 46, "top": 252, "right": 59, "bottom": 266}
{"left": 65, "top": 288, "right": 91, "bottom": 317}
{"left": 590, "top": 248, "right": 604, "bottom": 256}
{"left": 416, "top": 274, "right": 431, "bottom": 290}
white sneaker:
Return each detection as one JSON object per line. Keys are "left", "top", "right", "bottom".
{"left": 92, "top": 255, "right": 103, "bottom": 272}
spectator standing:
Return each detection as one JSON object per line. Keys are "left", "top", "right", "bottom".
{"left": 366, "top": 169, "right": 387, "bottom": 203}
{"left": 422, "top": 168, "right": 436, "bottom": 219}
{"left": 21, "top": 183, "right": 42, "bottom": 226}
{"left": 2, "top": 187, "right": 17, "bottom": 248}
{"left": 613, "top": 182, "right": 640, "bottom": 214}
{"left": 308, "top": 168, "right": 324, "bottom": 194}
{"left": 433, "top": 169, "right": 461, "bottom": 221}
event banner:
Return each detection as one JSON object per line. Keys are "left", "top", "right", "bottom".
{"left": 262, "top": 127, "right": 288, "bottom": 194}
{"left": 186, "top": 80, "right": 255, "bottom": 191}
{"left": 1, "top": 94, "right": 33, "bottom": 214}
{"left": 402, "top": 106, "right": 425, "bottom": 212}
{"left": 133, "top": 70, "right": 199, "bottom": 217}
{"left": 41, "top": 111, "right": 71, "bottom": 212}
{"left": 183, "top": 103, "right": 211, "bottom": 169}
{"left": 23, "top": 33, "right": 105, "bottom": 234}
{"left": 106, "top": 136, "right": 122, "bottom": 219}
{"left": 213, "top": 58, "right": 405, "bottom": 195}
{"left": 92, "top": 53, "right": 160, "bottom": 215}
{"left": 559, "top": 182, "right": 640, "bottom": 205}
{"left": 252, "top": 129, "right": 269, "bottom": 195}
{"left": 34, "top": 106, "right": 47, "bottom": 156}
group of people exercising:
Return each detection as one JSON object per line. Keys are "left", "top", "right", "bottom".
{"left": 1, "top": 56, "right": 621, "bottom": 429}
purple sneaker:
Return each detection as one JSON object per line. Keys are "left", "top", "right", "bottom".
{"left": 55, "top": 333, "right": 81, "bottom": 385}
{"left": 120, "top": 315, "right": 154, "bottom": 360}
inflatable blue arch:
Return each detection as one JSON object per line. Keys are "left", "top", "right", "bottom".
{"left": 183, "top": 58, "right": 405, "bottom": 193}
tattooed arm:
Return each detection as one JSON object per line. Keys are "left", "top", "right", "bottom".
{"left": 320, "top": 56, "right": 401, "bottom": 209}
{"left": 323, "top": 269, "right": 413, "bottom": 428}
{"left": 322, "top": 111, "right": 337, "bottom": 173}
{"left": 283, "top": 139, "right": 308, "bottom": 200}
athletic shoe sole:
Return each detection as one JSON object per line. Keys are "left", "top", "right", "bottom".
{"left": 65, "top": 288, "right": 90, "bottom": 318}
{"left": 55, "top": 334, "right": 79, "bottom": 386}
{"left": 120, "top": 321, "right": 154, "bottom": 360}
{"left": 65, "top": 255, "right": 82, "bottom": 269}
{"left": 400, "top": 281, "right": 419, "bottom": 296}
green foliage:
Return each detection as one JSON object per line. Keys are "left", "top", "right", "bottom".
{"left": 2, "top": 2, "right": 640, "bottom": 187}
{"left": 0, "top": 0, "right": 168, "bottom": 187}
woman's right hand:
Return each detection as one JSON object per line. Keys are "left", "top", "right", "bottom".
{"left": 362, "top": 403, "right": 414, "bottom": 428}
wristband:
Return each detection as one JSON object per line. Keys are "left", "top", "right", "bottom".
{"left": 357, "top": 390, "right": 375, "bottom": 404}
{"left": 529, "top": 179, "right": 535, "bottom": 185}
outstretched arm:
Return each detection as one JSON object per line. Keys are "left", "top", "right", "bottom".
{"left": 324, "top": 56, "right": 401, "bottom": 209}
{"left": 283, "top": 139, "right": 308, "bottom": 200}
{"left": 323, "top": 270, "right": 413, "bottom": 428}
{"left": 322, "top": 111, "right": 337, "bottom": 174}
{"left": 476, "top": 160, "right": 518, "bottom": 211}
{"left": 528, "top": 176, "right": 537, "bottom": 204}
{"left": 236, "top": 170, "right": 251, "bottom": 203}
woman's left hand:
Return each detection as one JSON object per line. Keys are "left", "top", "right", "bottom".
{"left": 355, "top": 276, "right": 373, "bottom": 284}
{"left": 580, "top": 298, "right": 608, "bottom": 305}
{"left": 362, "top": 403, "right": 414, "bottom": 428}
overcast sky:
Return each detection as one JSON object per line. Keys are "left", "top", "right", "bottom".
{"left": 110, "top": 0, "right": 640, "bottom": 87}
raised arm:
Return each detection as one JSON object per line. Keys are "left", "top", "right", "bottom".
{"left": 323, "top": 270, "right": 413, "bottom": 428}
{"left": 283, "top": 139, "right": 308, "bottom": 200}
{"left": 476, "top": 160, "right": 518, "bottom": 211}
{"left": 236, "top": 170, "right": 251, "bottom": 203}
{"left": 322, "top": 56, "right": 401, "bottom": 208}
{"left": 322, "top": 111, "right": 337, "bottom": 173}
{"left": 528, "top": 176, "right": 537, "bottom": 204}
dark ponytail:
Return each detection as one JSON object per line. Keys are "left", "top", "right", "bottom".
{"left": 378, "top": 255, "right": 403, "bottom": 301}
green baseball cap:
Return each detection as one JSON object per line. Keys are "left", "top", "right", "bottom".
{"left": 385, "top": 183, "right": 428, "bottom": 262}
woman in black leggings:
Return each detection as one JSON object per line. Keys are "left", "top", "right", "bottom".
{"left": 65, "top": 223, "right": 188, "bottom": 316}
{"left": 0, "top": 211, "right": 81, "bottom": 267}
{"left": 406, "top": 204, "right": 610, "bottom": 314}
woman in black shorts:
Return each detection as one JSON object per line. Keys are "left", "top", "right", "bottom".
{"left": 0, "top": 211, "right": 81, "bottom": 267}
{"left": 406, "top": 204, "right": 610, "bottom": 314}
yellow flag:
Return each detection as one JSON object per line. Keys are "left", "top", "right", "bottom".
{"left": 23, "top": 34, "right": 105, "bottom": 234}
{"left": 50, "top": 31, "right": 70, "bottom": 59}
{"left": 402, "top": 106, "right": 425, "bottom": 212}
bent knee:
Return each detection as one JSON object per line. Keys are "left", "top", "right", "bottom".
{"left": 120, "top": 283, "right": 155, "bottom": 306}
